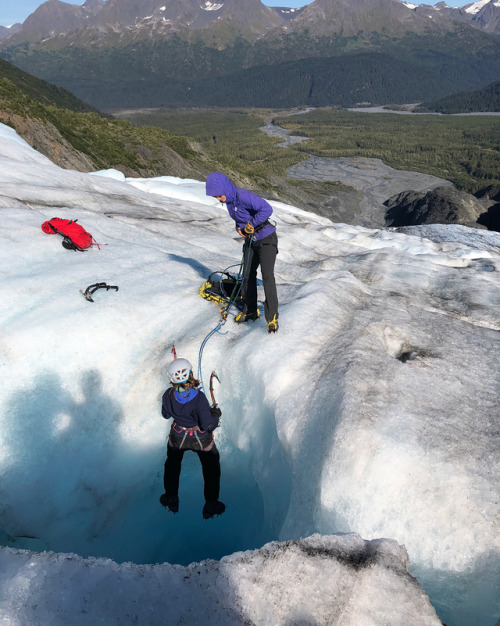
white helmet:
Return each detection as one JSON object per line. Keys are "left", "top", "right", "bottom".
{"left": 167, "top": 358, "right": 192, "bottom": 384}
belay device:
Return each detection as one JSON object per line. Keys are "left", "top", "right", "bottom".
{"left": 80, "top": 282, "right": 119, "bottom": 302}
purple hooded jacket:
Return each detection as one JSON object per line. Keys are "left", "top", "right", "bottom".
{"left": 206, "top": 172, "right": 276, "bottom": 241}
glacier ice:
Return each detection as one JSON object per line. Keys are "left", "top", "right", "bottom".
{"left": 0, "top": 123, "right": 498, "bottom": 626}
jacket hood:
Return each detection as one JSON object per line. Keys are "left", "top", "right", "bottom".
{"left": 174, "top": 387, "right": 199, "bottom": 404}
{"left": 206, "top": 172, "right": 236, "bottom": 203}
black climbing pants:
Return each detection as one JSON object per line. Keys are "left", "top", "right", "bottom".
{"left": 163, "top": 444, "right": 221, "bottom": 503}
{"left": 241, "top": 231, "right": 278, "bottom": 323}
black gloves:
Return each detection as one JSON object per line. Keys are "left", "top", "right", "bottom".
{"left": 210, "top": 405, "right": 222, "bottom": 418}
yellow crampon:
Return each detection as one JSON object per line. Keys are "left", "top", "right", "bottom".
{"left": 267, "top": 315, "right": 279, "bottom": 334}
{"left": 235, "top": 310, "right": 260, "bottom": 323}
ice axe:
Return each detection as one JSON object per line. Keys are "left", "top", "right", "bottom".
{"left": 209, "top": 371, "right": 222, "bottom": 421}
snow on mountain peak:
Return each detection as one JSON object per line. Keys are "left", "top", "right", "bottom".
{"left": 465, "top": 0, "right": 491, "bottom": 14}
{"left": 201, "top": 1, "right": 224, "bottom": 11}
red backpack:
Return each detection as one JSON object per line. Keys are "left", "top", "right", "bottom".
{"left": 41, "top": 218, "right": 99, "bottom": 251}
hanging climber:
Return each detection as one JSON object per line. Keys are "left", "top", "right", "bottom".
{"left": 159, "top": 357, "right": 225, "bottom": 520}
{"left": 206, "top": 172, "right": 279, "bottom": 333}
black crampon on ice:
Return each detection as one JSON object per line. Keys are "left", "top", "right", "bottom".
{"left": 203, "top": 500, "right": 225, "bottom": 519}
{"left": 159, "top": 494, "right": 179, "bottom": 513}
{"left": 80, "top": 282, "right": 119, "bottom": 302}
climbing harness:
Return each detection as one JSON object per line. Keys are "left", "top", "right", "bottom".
{"left": 169, "top": 423, "right": 214, "bottom": 452}
{"left": 80, "top": 282, "right": 119, "bottom": 302}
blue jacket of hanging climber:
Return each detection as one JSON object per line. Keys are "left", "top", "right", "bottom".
{"left": 206, "top": 172, "right": 276, "bottom": 241}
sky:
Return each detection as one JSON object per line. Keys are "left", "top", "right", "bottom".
{"left": 1, "top": 0, "right": 471, "bottom": 27}
{"left": 0, "top": 121, "right": 498, "bottom": 626}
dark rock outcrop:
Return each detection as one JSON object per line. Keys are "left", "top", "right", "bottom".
{"left": 477, "top": 204, "right": 500, "bottom": 232}
{"left": 384, "top": 186, "right": 487, "bottom": 230}
{"left": 475, "top": 185, "right": 500, "bottom": 203}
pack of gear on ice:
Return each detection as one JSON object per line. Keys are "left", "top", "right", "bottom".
{"left": 199, "top": 271, "right": 244, "bottom": 310}
{"left": 41, "top": 218, "right": 99, "bottom": 251}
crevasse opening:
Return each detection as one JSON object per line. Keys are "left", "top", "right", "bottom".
{"left": 0, "top": 366, "right": 291, "bottom": 566}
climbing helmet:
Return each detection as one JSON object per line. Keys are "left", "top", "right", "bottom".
{"left": 167, "top": 358, "right": 192, "bottom": 384}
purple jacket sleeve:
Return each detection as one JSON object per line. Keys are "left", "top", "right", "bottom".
{"left": 235, "top": 189, "right": 273, "bottom": 228}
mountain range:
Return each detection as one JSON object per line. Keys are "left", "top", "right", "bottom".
{"left": 3, "top": 0, "right": 500, "bottom": 41}
{"left": 413, "top": 0, "right": 500, "bottom": 33}
{"left": 1, "top": 0, "right": 499, "bottom": 109}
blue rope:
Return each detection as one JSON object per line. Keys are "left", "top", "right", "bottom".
{"left": 197, "top": 322, "right": 226, "bottom": 392}
{"left": 197, "top": 237, "right": 253, "bottom": 391}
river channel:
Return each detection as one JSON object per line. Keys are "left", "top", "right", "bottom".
{"left": 259, "top": 116, "right": 451, "bottom": 225}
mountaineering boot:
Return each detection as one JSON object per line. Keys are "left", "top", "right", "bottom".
{"left": 159, "top": 494, "right": 179, "bottom": 513}
{"left": 235, "top": 310, "right": 260, "bottom": 324}
{"left": 267, "top": 315, "right": 279, "bottom": 334}
{"left": 203, "top": 500, "right": 226, "bottom": 520}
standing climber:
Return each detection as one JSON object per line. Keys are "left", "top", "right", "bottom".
{"left": 160, "top": 357, "right": 225, "bottom": 520}
{"left": 206, "top": 172, "right": 279, "bottom": 333}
